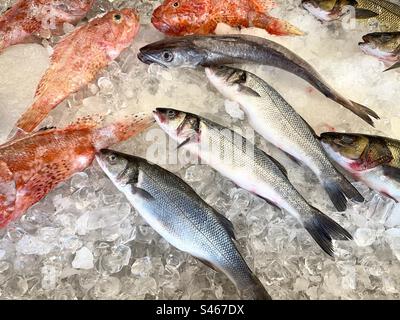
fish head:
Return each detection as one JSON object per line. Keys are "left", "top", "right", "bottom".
{"left": 151, "top": 0, "right": 211, "bottom": 36}
{"left": 320, "top": 132, "right": 370, "bottom": 170}
{"left": 96, "top": 9, "right": 140, "bottom": 60}
{"left": 359, "top": 33, "right": 400, "bottom": 59}
{"left": 96, "top": 149, "right": 136, "bottom": 186}
{"left": 138, "top": 38, "right": 208, "bottom": 68}
{"left": 205, "top": 66, "right": 260, "bottom": 100}
{"left": 153, "top": 108, "right": 201, "bottom": 146}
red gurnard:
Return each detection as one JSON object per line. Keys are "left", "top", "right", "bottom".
{"left": 152, "top": 0, "right": 303, "bottom": 36}
{"left": 13, "top": 8, "right": 140, "bottom": 134}
{"left": 0, "top": 0, "right": 94, "bottom": 51}
{"left": 0, "top": 113, "right": 154, "bottom": 228}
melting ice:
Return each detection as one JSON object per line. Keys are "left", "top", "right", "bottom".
{"left": 0, "top": 0, "right": 399, "bottom": 299}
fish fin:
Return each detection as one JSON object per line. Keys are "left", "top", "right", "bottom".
{"left": 259, "top": 196, "right": 281, "bottom": 211}
{"left": 196, "top": 257, "right": 219, "bottom": 272}
{"left": 238, "top": 84, "right": 261, "bottom": 97}
{"left": 322, "top": 175, "right": 364, "bottom": 212}
{"left": 215, "top": 212, "right": 236, "bottom": 240}
{"left": 0, "top": 161, "right": 16, "bottom": 227}
{"left": 131, "top": 186, "right": 154, "bottom": 201}
{"left": 279, "top": 149, "right": 302, "bottom": 166}
{"left": 304, "top": 206, "right": 353, "bottom": 257}
{"left": 7, "top": 127, "right": 29, "bottom": 141}
{"left": 250, "top": 12, "right": 304, "bottom": 36}
{"left": 384, "top": 61, "right": 400, "bottom": 72}
{"left": 176, "top": 137, "right": 193, "bottom": 150}
{"left": 382, "top": 166, "right": 400, "bottom": 183}
{"left": 348, "top": 100, "right": 380, "bottom": 126}
{"left": 355, "top": 8, "right": 379, "bottom": 19}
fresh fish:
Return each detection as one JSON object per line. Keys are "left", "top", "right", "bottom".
{"left": 152, "top": 0, "right": 303, "bottom": 37}
{"left": 12, "top": 8, "right": 140, "bottom": 135}
{"left": 302, "top": 0, "right": 357, "bottom": 21}
{"left": 321, "top": 132, "right": 400, "bottom": 202}
{"left": 0, "top": 0, "right": 94, "bottom": 51}
{"left": 359, "top": 32, "right": 400, "bottom": 71}
{"left": 153, "top": 108, "right": 353, "bottom": 256}
{"left": 303, "top": 0, "right": 400, "bottom": 30}
{"left": 206, "top": 65, "right": 364, "bottom": 212}
{"left": 0, "top": 113, "right": 153, "bottom": 228}
{"left": 96, "top": 150, "right": 271, "bottom": 300}
{"left": 138, "top": 34, "right": 380, "bottom": 126}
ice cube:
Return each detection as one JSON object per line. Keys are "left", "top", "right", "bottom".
{"left": 72, "top": 247, "right": 94, "bottom": 270}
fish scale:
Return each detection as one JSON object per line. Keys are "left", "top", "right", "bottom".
{"left": 96, "top": 151, "right": 271, "bottom": 300}
{"left": 357, "top": 0, "right": 400, "bottom": 30}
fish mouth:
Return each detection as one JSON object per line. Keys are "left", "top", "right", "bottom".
{"left": 137, "top": 51, "right": 169, "bottom": 68}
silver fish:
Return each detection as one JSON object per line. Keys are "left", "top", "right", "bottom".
{"left": 153, "top": 108, "right": 353, "bottom": 256}
{"left": 138, "top": 34, "right": 380, "bottom": 126}
{"left": 205, "top": 65, "right": 364, "bottom": 212}
{"left": 96, "top": 149, "right": 271, "bottom": 300}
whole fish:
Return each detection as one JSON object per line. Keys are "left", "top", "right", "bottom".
{"left": 206, "top": 65, "right": 364, "bottom": 212}
{"left": 0, "top": 0, "right": 94, "bottom": 51}
{"left": 321, "top": 132, "right": 400, "bottom": 202}
{"left": 303, "top": 0, "right": 400, "bottom": 30}
{"left": 151, "top": 0, "right": 303, "bottom": 37}
{"left": 0, "top": 113, "right": 153, "bottom": 228}
{"left": 359, "top": 32, "right": 400, "bottom": 71}
{"left": 138, "top": 34, "right": 380, "bottom": 126}
{"left": 12, "top": 8, "right": 140, "bottom": 134}
{"left": 96, "top": 150, "right": 271, "bottom": 300}
{"left": 153, "top": 108, "right": 353, "bottom": 256}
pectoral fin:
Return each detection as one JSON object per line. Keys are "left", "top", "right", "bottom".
{"left": 382, "top": 166, "right": 400, "bottom": 183}
{"left": 131, "top": 186, "right": 154, "bottom": 201}
{"left": 355, "top": 8, "right": 378, "bottom": 19}
{"left": 238, "top": 84, "right": 261, "bottom": 97}
{"left": 384, "top": 61, "right": 400, "bottom": 72}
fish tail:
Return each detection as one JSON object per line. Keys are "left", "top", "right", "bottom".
{"left": 332, "top": 95, "right": 379, "bottom": 126}
{"left": 322, "top": 174, "right": 364, "bottom": 212}
{"left": 93, "top": 112, "right": 155, "bottom": 150}
{"left": 250, "top": 13, "right": 304, "bottom": 36}
{"left": 239, "top": 273, "right": 272, "bottom": 300}
{"left": 304, "top": 206, "right": 353, "bottom": 257}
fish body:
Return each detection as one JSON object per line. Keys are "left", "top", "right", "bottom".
{"left": 320, "top": 132, "right": 400, "bottom": 202}
{"left": 359, "top": 32, "right": 400, "bottom": 71}
{"left": 302, "top": 0, "right": 356, "bottom": 21}
{"left": 138, "top": 34, "right": 379, "bottom": 126}
{"left": 0, "top": 113, "right": 153, "bottom": 227}
{"left": 96, "top": 150, "right": 271, "bottom": 300}
{"left": 13, "top": 8, "right": 140, "bottom": 134}
{"left": 303, "top": 0, "right": 400, "bottom": 30}
{"left": 0, "top": 0, "right": 94, "bottom": 51}
{"left": 153, "top": 108, "right": 353, "bottom": 256}
{"left": 206, "top": 66, "right": 363, "bottom": 212}
{"left": 151, "top": 0, "right": 303, "bottom": 37}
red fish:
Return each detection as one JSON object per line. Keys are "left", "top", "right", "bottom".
{"left": 0, "top": 113, "right": 154, "bottom": 228}
{"left": 152, "top": 0, "right": 304, "bottom": 36}
{"left": 0, "top": 0, "right": 94, "bottom": 51}
{"left": 13, "top": 8, "right": 140, "bottom": 134}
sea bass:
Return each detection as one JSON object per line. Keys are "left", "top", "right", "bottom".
{"left": 96, "top": 150, "right": 271, "bottom": 300}
{"left": 303, "top": 0, "right": 400, "bottom": 30}
{"left": 151, "top": 0, "right": 303, "bottom": 37}
{"left": 359, "top": 32, "right": 400, "bottom": 71}
{"left": 153, "top": 108, "right": 353, "bottom": 256}
{"left": 206, "top": 66, "right": 363, "bottom": 212}
{"left": 0, "top": 0, "right": 94, "bottom": 51}
{"left": 0, "top": 113, "right": 153, "bottom": 228}
{"left": 321, "top": 132, "right": 400, "bottom": 202}
{"left": 138, "top": 34, "right": 380, "bottom": 126}
{"left": 12, "top": 8, "right": 140, "bottom": 135}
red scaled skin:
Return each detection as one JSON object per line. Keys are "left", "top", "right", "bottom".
{"left": 13, "top": 8, "right": 140, "bottom": 134}
{"left": 0, "top": 0, "right": 94, "bottom": 51}
{"left": 152, "top": 0, "right": 304, "bottom": 36}
{"left": 0, "top": 113, "right": 154, "bottom": 228}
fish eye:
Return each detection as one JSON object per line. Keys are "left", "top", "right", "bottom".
{"left": 172, "top": 2, "right": 180, "bottom": 8}
{"left": 162, "top": 51, "right": 174, "bottom": 62}
{"left": 239, "top": 72, "right": 247, "bottom": 82}
{"left": 108, "top": 154, "right": 118, "bottom": 164}
{"left": 167, "top": 110, "right": 176, "bottom": 119}
{"left": 113, "top": 14, "right": 122, "bottom": 22}
{"left": 189, "top": 118, "right": 197, "bottom": 125}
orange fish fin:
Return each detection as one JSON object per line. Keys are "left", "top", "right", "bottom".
{"left": 0, "top": 161, "right": 16, "bottom": 227}
{"left": 249, "top": 0, "right": 277, "bottom": 12}
{"left": 250, "top": 13, "right": 304, "bottom": 36}
{"left": 66, "top": 114, "right": 106, "bottom": 130}
{"left": 93, "top": 112, "right": 155, "bottom": 150}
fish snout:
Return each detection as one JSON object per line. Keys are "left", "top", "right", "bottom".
{"left": 137, "top": 52, "right": 154, "bottom": 65}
